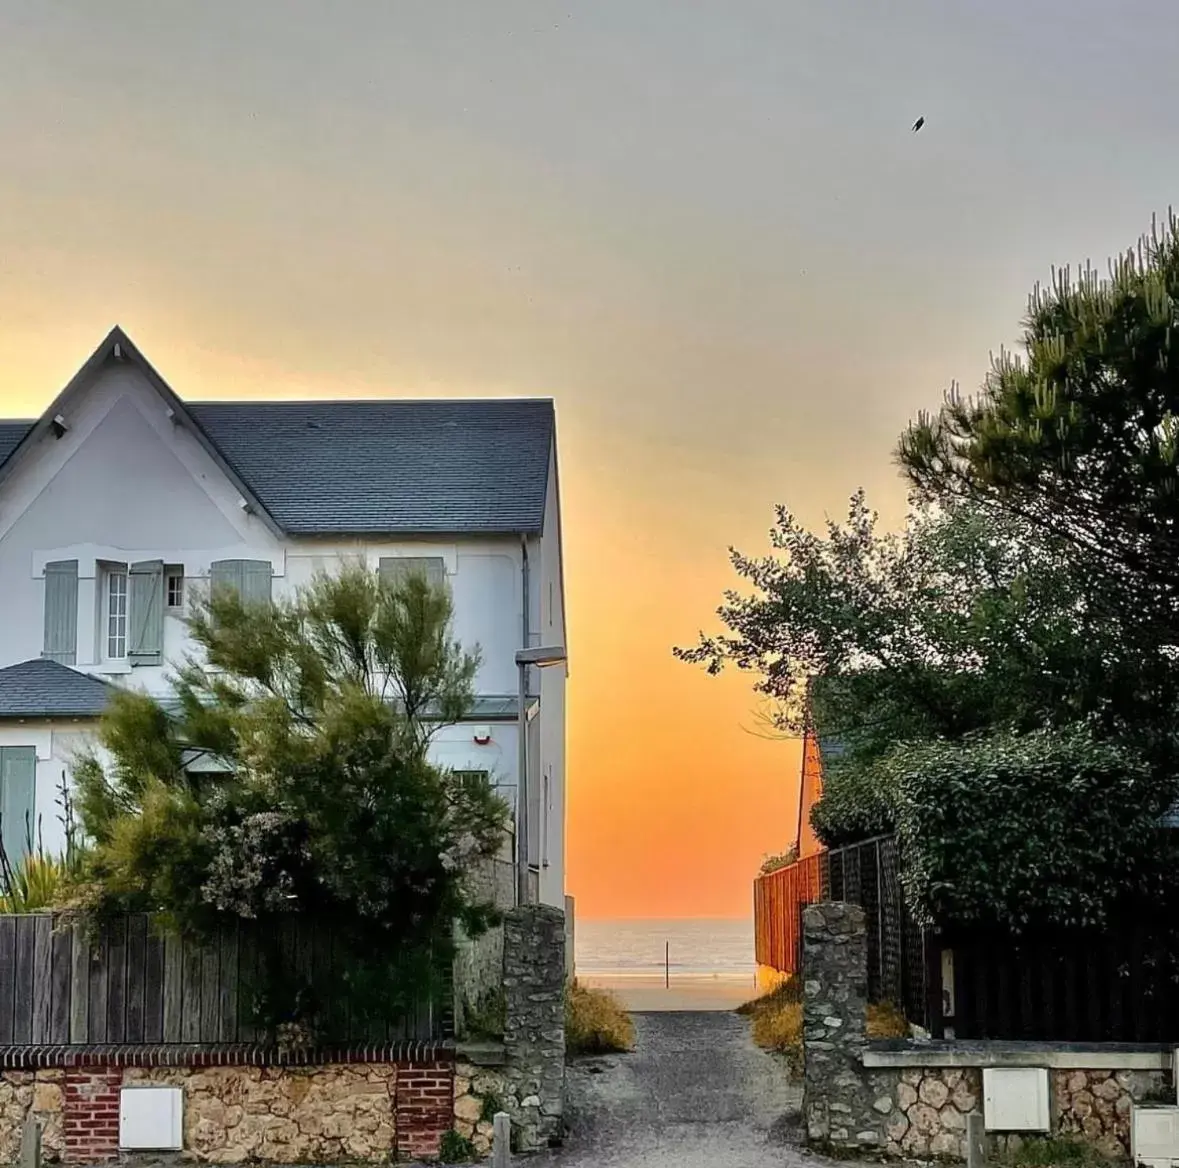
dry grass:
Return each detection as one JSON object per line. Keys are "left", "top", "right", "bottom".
{"left": 738, "top": 979, "right": 804, "bottom": 1073}
{"left": 866, "top": 1000, "right": 910, "bottom": 1039}
{"left": 738, "top": 980, "right": 910, "bottom": 1076}
{"left": 565, "top": 982, "right": 635, "bottom": 1056}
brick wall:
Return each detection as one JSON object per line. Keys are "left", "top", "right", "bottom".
{"left": 394, "top": 1061, "right": 454, "bottom": 1161}
{"left": 63, "top": 1068, "right": 122, "bottom": 1163}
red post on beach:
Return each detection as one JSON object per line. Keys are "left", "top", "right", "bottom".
{"left": 665, "top": 940, "right": 669, "bottom": 988}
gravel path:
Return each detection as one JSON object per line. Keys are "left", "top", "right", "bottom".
{"left": 542, "top": 1011, "right": 810, "bottom": 1168}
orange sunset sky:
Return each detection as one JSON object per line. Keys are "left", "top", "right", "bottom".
{"left": 3, "top": 2, "right": 1179, "bottom": 919}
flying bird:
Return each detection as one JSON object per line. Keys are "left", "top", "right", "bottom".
{"left": 912, "top": 116, "right": 925, "bottom": 133}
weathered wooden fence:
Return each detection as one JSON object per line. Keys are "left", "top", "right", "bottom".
{"left": 0, "top": 913, "right": 445, "bottom": 1047}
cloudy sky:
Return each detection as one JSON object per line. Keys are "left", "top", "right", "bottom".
{"left": 2, "top": 0, "right": 1177, "bottom": 916}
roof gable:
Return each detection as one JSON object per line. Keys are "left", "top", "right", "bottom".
{"left": 0, "top": 329, "right": 555, "bottom": 536}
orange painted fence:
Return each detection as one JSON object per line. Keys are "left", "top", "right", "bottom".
{"left": 753, "top": 853, "right": 823, "bottom": 974}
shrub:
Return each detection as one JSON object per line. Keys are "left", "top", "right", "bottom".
{"left": 810, "top": 755, "right": 898, "bottom": 847}
{"left": 1010, "top": 1136, "right": 1102, "bottom": 1168}
{"left": 0, "top": 852, "right": 75, "bottom": 913}
{"left": 893, "top": 726, "right": 1170, "bottom": 931}
{"left": 438, "top": 1128, "right": 476, "bottom": 1163}
{"left": 758, "top": 847, "right": 798, "bottom": 876}
{"left": 565, "top": 982, "right": 634, "bottom": 1055}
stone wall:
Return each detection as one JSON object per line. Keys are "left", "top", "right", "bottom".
{"left": 884, "top": 1067, "right": 980, "bottom": 1159}
{"left": 800, "top": 900, "right": 1174, "bottom": 1163}
{"left": 1052, "top": 1069, "right": 1169, "bottom": 1160}
{"left": 0, "top": 1071, "right": 64, "bottom": 1162}
{"left": 502, "top": 904, "right": 565, "bottom": 1151}
{"left": 802, "top": 901, "right": 889, "bottom": 1153}
{"left": 453, "top": 858, "right": 514, "bottom": 1040}
{"left": 0, "top": 1051, "right": 454, "bottom": 1164}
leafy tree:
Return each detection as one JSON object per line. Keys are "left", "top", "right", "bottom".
{"left": 73, "top": 564, "right": 508, "bottom": 1044}
{"left": 676, "top": 492, "right": 1139, "bottom": 756}
{"left": 898, "top": 213, "right": 1179, "bottom": 653}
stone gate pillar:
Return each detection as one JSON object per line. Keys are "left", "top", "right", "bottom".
{"left": 802, "top": 901, "right": 887, "bottom": 1153}
{"left": 502, "top": 905, "right": 565, "bottom": 1151}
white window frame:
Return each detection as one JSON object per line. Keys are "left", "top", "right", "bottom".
{"left": 165, "top": 569, "right": 184, "bottom": 611}
{"left": 103, "top": 565, "right": 129, "bottom": 661}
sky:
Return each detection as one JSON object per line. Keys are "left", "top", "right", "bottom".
{"left": 2, "top": 1, "right": 1179, "bottom": 919}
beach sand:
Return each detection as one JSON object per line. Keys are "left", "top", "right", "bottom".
{"left": 578, "top": 973, "right": 757, "bottom": 1012}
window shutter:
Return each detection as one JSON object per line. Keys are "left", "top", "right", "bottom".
{"left": 210, "top": 560, "right": 271, "bottom": 605}
{"left": 0, "top": 747, "right": 36, "bottom": 865}
{"left": 129, "top": 560, "right": 165, "bottom": 666}
{"left": 242, "top": 560, "right": 273, "bottom": 606}
{"left": 378, "top": 556, "right": 446, "bottom": 589}
{"left": 42, "top": 560, "right": 78, "bottom": 665}
{"left": 210, "top": 559, "right": 244, "bottom": 598}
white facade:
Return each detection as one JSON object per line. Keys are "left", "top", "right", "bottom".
{"left": 0, "top": 341, "right": 566, "bottom": 907}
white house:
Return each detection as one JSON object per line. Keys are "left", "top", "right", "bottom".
{"left": 0, "top": 327, "right": 567, "bottom": 908}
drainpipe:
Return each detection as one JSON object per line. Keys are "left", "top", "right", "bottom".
{"left": 517, "top": 536, "right": 530, "bottom": 906}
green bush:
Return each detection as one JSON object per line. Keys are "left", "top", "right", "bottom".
{"left": 893, "top": 726, "right": 1172, "bottom": 931}
{"left": 810, "top": 755, "right": 898, "bottom": 847}
{"left": 438, "top": 1128, "right": 476, "bottom": 1163}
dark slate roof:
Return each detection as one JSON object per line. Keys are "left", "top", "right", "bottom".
{"left": 0, "top": 423, "right": 32, "bottom": 464}
{"left": 186, "top": 399, "right": 554, "bottom": 535}
{"left": 0, "top": 659, "right": 112, "bottom": 718}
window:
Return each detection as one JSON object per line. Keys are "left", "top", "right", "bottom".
{"left": 378, "top": 556, "right": 446, "bottom": 590}
{"left": 106, "top": 567, "right": 128, "bottom": 659}
{"left": 453, "top": 769, "right": 491, "bottom": 792}
{"left": 166, "top": 570, "right": 184, "bottom": 610}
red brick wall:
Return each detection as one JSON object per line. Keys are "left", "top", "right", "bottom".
{"left": 395, "top": 1060, "right": 455, "bottom": 1161}
{"left": 63, "top": 1068, "right": 122, "bottom": 1163}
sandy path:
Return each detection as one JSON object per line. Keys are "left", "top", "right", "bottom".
{"left": 541, "top": 1011, "right": 809, "bottom": 1168}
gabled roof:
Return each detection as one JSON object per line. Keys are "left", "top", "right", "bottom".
{"left": 0, "top": 660, "right": 113, "bottom": 719}
{"left": 0, "top": 423, "right": 32, "bottom": 463}
{"left": 0, "top": 327, "right": 555, "bottom": 536}
{"left": 187, "top": 399, "right": 553, "bottom": 535}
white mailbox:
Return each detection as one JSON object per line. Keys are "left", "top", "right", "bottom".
{"left": 119, "top": 1086, "right": 183, "bottom": 1151}
{"left": 982, "top": 1067, "right": 1050, "bottom": 1132}
{"left": 1132, "top": 1105, "right": 1179, "bottom": 1168}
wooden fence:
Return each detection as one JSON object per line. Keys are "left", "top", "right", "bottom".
{"left": 753, "top": 853, "right": 822, "bottom": 974}
{"left": 0, "top": 913, "right": 445, "bottom": 1047}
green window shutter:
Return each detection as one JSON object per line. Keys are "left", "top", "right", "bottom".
{"left": 0, "top": 747, "right": 36, "bottom": 865}
{"left": 129, "top": 560, "right": 165, "bottom": 666}
{"left": 242, "top": 560, "right": 272, "bottom": 606}
{"left": 42, "top": 560, "right": 78, "bottom": 665}
{"left": 210, "top": 560, "right": 271, "bottom": 605}
{"left": 378, "top": 556, "right": 446, "bottom": 589}
{"left": 210, "top": 559, "right": 245, "bottom": 598}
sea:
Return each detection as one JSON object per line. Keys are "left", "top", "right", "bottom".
{"left": 576, "top": 917, "right": 757, "bottom": 983}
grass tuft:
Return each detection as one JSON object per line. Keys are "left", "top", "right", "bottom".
{"left": 738, "top": 980, "right": 910, "bottom": 1077}
{"left": 1010, "top": 1137, "right": 1103, "bottom": 1168}
{"left": 866, "top": 1000, "right": 910, "bottom": 1039}
{"left": 565, "top": 981, "right": 635, "bottom": 1055}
